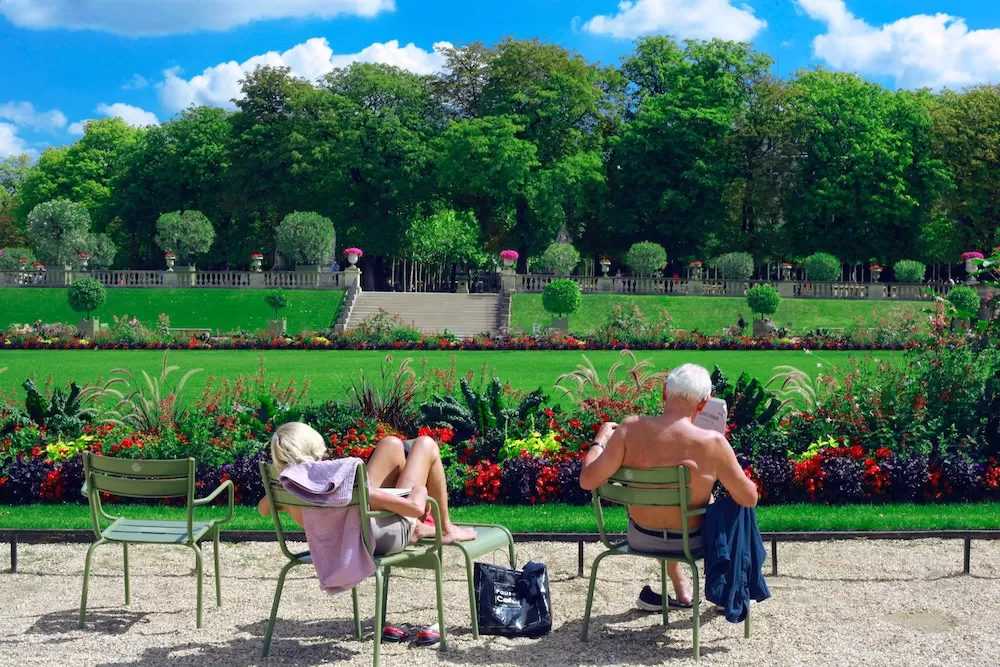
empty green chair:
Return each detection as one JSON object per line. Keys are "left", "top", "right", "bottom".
{"left": 79, "top": 452, "right": 234, "bottom": 629}
{"left": 581, "top": 465, "right": 751, "bottom": 660}
{"left": 259, "top": 461, "right": 447, "bottom": 667}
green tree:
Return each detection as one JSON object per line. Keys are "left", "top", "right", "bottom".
{"left": 802, "top": 252, "right": 842, "bottom": 281}
{"left": 625, "top": 241, "right": 667, "bottom": 277}
{"left": 0, "top": 247, "right": 36, "bottom": 270}
{"left": 893, "top": 260, "right": 926, "bottom": 283}
{"left": 713, "top": 252, "right": 755, "bottom": 280}
{"left": 542, "top": 279, "right": 582, "bottom": 317}
{"left": 265, "top": 289, "right": 289, "bottom": 319}
{"left": 0, "top": 155, "right": 30, "bottom": 247}
{"left": 67, "top": 278, "right": 106, "bottom": 320}
{"left": 540, "top": 242, "right": 580, "bottom": 275}
{"left": 274, "top": 211, "right": 335, "bottom": 266}
{"left": 26, "top": 199, "right": 93, "bottom": 265}
{"left": 746, "top": 284, "right": 780, "bottom": 320}
{"left": 155, "top": 210, "right": 216, "bottom": 262}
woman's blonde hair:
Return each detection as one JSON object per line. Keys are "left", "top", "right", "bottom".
{"left": 270, "top": 422, "right": 327, "bottom": 472}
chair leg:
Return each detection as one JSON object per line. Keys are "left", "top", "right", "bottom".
{"left": 464, "top": 552, "right": 479, "bottom": 639}
{"left": 690, "top": 562, "right": 701, "bottom": 661}
{"left": 262, "top": 560, "right": 297, "bottom": 658}
{"left": 373, "top": 568, "right": 385, "bottom": 667}
{"left": 79, "top": 540, "right": 104, "bottom": 629}
{"left": 190, "top": 544, "right": 204, "bottom": 629}
{"left": 581, "top": 551, "right": 611, "bottom": 641}
{"left": 213, "top": 531, "right": 222, "bottom": 607}
{"left": 744, "top": 604, "right": 751, "bottom": 639}
{"left": 660, "top": 559, "right": 669, "bottom": 627}
{"left": 123, "top": 542, "right": 131, "bottom": 605}
{"left": 380, "top": 566, "right": 391, "bottom": 631}
{"left": 434, "top": 552, "right": 447, "bottom": 651}
{"left": 352, "top": 587, "right": 362, "bottom": 640}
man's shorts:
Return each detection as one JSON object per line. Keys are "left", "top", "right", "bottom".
{"left": 627, "top": 518, "right": 703, "bottom": 556}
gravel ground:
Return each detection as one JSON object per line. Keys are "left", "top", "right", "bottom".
{"left": 1, "top": 538, "right": 998, "bottom": 667}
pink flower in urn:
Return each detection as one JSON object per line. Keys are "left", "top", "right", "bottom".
{"left": 961, "top": 251, "right": 984, "bottom": 261}
{"left": 250, "top": 253, "right": 264, "bottom": 260}
{"left": 343, "top": 247, "right": 364, "bottom": 258}
{"left": 499, "top": 249, "right": 519, "bottom": 261}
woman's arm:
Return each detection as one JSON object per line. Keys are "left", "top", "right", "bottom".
{"left": 369, "top": 485, "right": 429, "bottom": 519}
{"left": 257, "top": 495, "right": 305, "bottom": 527}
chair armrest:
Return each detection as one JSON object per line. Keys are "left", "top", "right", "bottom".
{"left": 193, "top": 479, "right": 235, "bottom": 525}
{"left": 424, "top": 497, "right": 443, "bottom": 548}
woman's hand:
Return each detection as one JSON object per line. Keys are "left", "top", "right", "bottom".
{"left": 409, "top": 485, "right": 429, "bottom": 520}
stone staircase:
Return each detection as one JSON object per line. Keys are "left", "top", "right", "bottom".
{"left": 345, "top": 292, "right": 508, "bottom": 338}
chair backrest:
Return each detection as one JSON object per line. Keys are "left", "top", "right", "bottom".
{"left": 82, "top": 451, "right": 197, "bottom": 540}
{"left": 258, "top": 460, "right": 379, "bottom": 561}
{"left": 592, "top": 465, "right": 704, "bottom": 559}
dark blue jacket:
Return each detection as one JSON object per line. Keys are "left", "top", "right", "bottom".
{"left": 702, "top": 496, "right": 771, "bottom": 623}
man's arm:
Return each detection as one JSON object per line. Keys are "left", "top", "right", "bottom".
{"left": 579, "top": 419, "right": 632, "bottom": 491}
{"left": 715, "top": 433, "right": 758, "bottom": 507}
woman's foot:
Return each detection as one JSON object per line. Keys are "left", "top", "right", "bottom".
{"left": 441, "top": 524, "right": 478, "bottom": 544}
{"left": 410, "top": 521, "right": 437, "bottom": 544}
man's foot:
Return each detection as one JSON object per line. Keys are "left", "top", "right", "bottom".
{"left": 635, "top": 585, "right": 694, "bottom": 612}
{"left": 441, "top": 524, "right": 477, "bottom": 544}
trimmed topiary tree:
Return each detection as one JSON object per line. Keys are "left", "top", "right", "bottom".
{"left": 746, "top": 284, "right": 781, "bottom": 320}
{"left": 542, "top": 279, "right": 582, "bottom": 331}
{"left": 625, "top": 241, "right": 667, "bottom": 277}
{"left": 26, "top": 199, "right": 92, "bottom": 266}
{"left": 713, "top": 252, "right": 754, "bottom": 280}
{"left": 802, "top": 252, "right": 841, "bottom": 282}
{"left": 264, "top": 288, "right": 289, "bottom": 335}
{"left": 155, "top": 210, "right": 215, "bottom": 265}
{"left": 946, "top": 285, "right": 981, "bottom": 318}
{"left": 275, "top": 211, "right": 336, "bottom": 267}
{"left": 68, "top": 278, "right": 106, "bottom": 337}
{"left": 893, "top": 259, "right": 926, "bottom": 283}
{"left": 540, "top": 242, "right": 580, "bottom": 276}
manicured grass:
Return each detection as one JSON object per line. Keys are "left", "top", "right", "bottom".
{"left": 3, "top": 502, "right": 997, "bottom": 533}
{"left": 0, "top": 349, "right": 897, "bottom": 401}
{"left": 0, "top": 288, "right": 344, "bottom": 334}
{"left": 512, "top": 294, "right": 924, "bottom": 335}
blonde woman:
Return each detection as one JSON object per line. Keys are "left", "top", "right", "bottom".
{"left": 258, "top": 422, "right": 476, "bottom": 554}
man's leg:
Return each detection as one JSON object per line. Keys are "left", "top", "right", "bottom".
{"left": 667, "top": 562, "right": 693, "bottom": 605}
{"left": 396, "top": 436, "right": 476, "bottom": 543}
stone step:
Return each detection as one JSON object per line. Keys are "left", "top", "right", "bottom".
{"left": 345, "top": 292, "right": 502, "bottom": 335}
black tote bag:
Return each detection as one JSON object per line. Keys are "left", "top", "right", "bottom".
{"left": 474, "top": 560, "right": 552, "bottom": 637}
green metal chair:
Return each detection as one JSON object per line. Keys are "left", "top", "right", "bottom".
{"left": 78, "top": 452, "right": 234, "bottom": 629}
{"left": 259, "top": 461, "right": 447, "bottom": 667}
{"left": 581, "top": 466, "right": 751, "bottom": 660}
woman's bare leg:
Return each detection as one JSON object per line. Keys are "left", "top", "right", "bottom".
{"left": 365, "top": 436, "right": 406, "bottom": 488}
{"left": 395, "top": 436, "right": 476, "bottom": 543}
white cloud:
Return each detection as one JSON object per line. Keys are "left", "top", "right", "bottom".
{"left": 798, "top": 0, "right": 1000, "bottom": 88}
{"left": 580, "top": 0, "right": 766, "bottom": 41}
{"left": 157, "top": 37, "right": 451, "bottom": 114}
{"left": 122, "top": 74, "right": 149, "bottom": 91}
{"left": 0, "top": 100, "right": 67, "bottom": 131}
{"left": 67, "top": 121, "right": 86, "bottom": 136}
{"left": 95, "top": 103, "right": 159, "bottom": 126}
{"left": 0, "top": 122, "right": 32, "bottom": 157}
{"left": 0, "top": 0, "right": 395, "bottom": 36}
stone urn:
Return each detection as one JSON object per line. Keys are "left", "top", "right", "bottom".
{"left": 77, "top": 255, "right": 90, "bottom": 271}
{"left": 600, "top": 259, "right": 611, "bottom": 276}
{"left": 165, "top": 254, "right": 176, "bottom": 272}
{"left": 251, "top": 254, "right": 263, "bottom": 272}
{"left": 344, "top": 248, "right": 363, "bottom": 268}
{"left": 77, "top": 318, "right": 100, "bottom": 339}
{"left": 870, "top": 267, "right": 882, "bottom": 282}
{"left": 267, "top": 319, "right": 287, "bottom": 336}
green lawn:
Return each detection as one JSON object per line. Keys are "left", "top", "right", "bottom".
{"left": 0, "top": 349, "right": 894, "bottom": 400}
{"left": 3, "top": 502, "right": 996, "bottom": 533}
{"left": 512, "top": 294, "right": 925, "bottom": 335}
{"left": 0, "top": 288, "right": 344, "bottom": 334}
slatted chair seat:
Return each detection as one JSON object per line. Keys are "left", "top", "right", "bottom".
{"left": 78, "top": 452, "right": 234, "bottom": 630}
{"left": 102, "top": 518, "right": 218, "bottom": 544}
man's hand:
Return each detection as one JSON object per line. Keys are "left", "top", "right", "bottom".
{"left": 595, "top": 421, "right": 618, "bottom": 445}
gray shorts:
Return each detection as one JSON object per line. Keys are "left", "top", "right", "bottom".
{"left": 370, "top": 515, "right": 413, "bottom": 556}
{"left": 627, "top": 518, "right": 703, "bottom": 556}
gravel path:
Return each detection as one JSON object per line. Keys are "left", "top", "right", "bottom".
{"left": 2, "top": 538, "right": 998, "bottom": 667}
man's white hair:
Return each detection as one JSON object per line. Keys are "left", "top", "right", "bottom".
{"left": 665, "top": 364, "right": 712, "bottom": 404}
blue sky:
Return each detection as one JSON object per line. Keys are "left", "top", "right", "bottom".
{"left": 2, "top": 0, "right": 1000, "bottom": 158}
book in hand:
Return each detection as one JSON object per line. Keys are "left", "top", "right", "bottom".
{"left": 382, "top": 488, "right": 411, "bottom": 497}
{"left": 693, "top": 397, "right": 728, "bottom": 435}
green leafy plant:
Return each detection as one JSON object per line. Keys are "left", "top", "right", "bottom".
{"left": 540, "top": 242, "right": 581, "bottom": 276}
{"left": 746, "top": 284, "right": 781, "bottom": 320}
{"left": 264, "top": 289, "right": 289, "bottom": 319}
{"left": 155, "top": 210, "right": 216, "bottom": 262}
{"left": 275, "top": 211, "right": 336, "bottom": 265}
{"left": 21, "top": 378, "right": 97, "bottom": 435}
{"left": 45, "top": 434, "right": 97, "bottom": 464}
{"left": 419, "top": 377, "right": 544, "bottom": 443}
{"left": 710, "top": 366, "right": 781, "bottom": 428}
{"left": 802, "top": 252, "right": 842, "bottom": 282}
{"left": 592, "top": 302, "right": 673, "bottom": 345}
{"left": 498, "top": 429, "right": 562, "bottom": 462}
{"left": 347, "top": 355, "right": 423, "bottom": 432}
{"left": 893, "top": 259, "right": 926, "bottom": 283}
{"left": 0, "top": 247, "right": 36, "bottom": 271}
{"left": 625, "top": 241, "right": 667, "bottom": 277}
{"left": 713, "top": 252, "right": 754, "bottom": 280}
{"left": 541, "top": 279, "right": 582, "bottom": 317}
{"left": 67, "top": 278, "right": 106, "bottom": 320}
{"left": 946, "top": 285, "right": 981, "bottom": 318}
{"left": 96, "top": 351, "right": 204, "bottom": 432}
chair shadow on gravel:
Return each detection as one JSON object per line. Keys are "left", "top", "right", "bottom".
{"left": 439, "top": 609, "right": 730, "bottom": 666}
{"left": 28, "top": 608, "right": 149, "bottom": 639}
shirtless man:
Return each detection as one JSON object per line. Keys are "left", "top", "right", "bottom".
{"left": 579, "top": 363, "right": 758, "bottom": 611}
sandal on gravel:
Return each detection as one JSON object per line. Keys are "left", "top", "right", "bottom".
{"left": 668, "top": 596, "right": 693, "bottom": 610}
{"left": 413, "top": 624, "right": 440, "bottom": 647}
{"left": 382, "top": 624, "right": 413, "bottom": 643}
